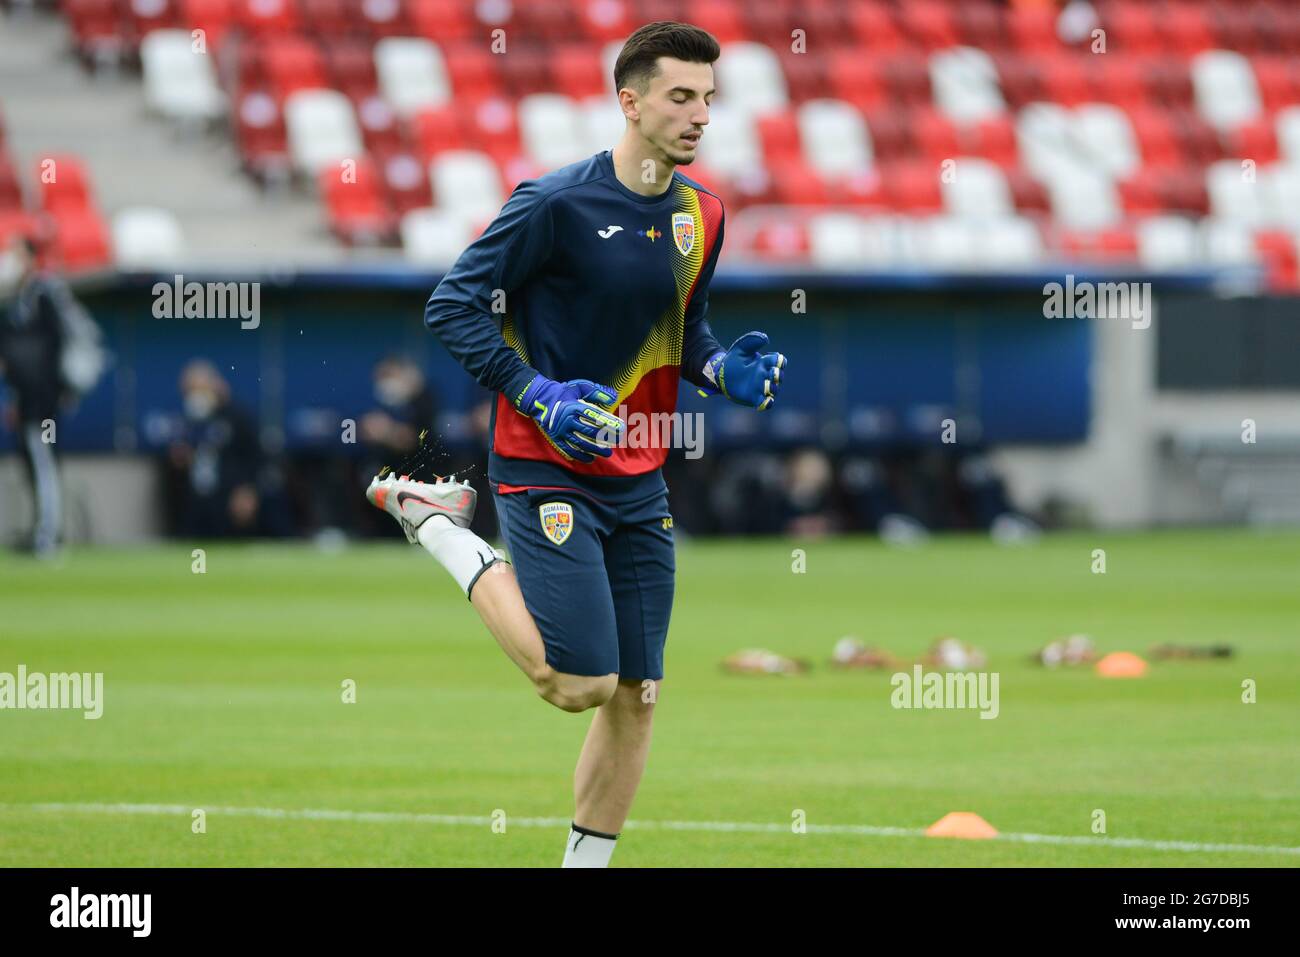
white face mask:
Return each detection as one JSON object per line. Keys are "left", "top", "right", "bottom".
{"left": 0, "top": 252, "right": 23, "bottom": 292}
{"left": 375, "top": 377, "right": 409, "bottom": 406}
{"left": 184, "top": 390, "right": 218, "bottom": 420}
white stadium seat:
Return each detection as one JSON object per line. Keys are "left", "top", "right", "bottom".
{"left": 797, "top": 99, "right": 873, "bottom": 178}
{"left": 1073, "top": 103, "right": 1140, "bottom": 179}
{"left": 1205, "top": 159, "right": 1265, "bottom": 225}
{"left": 1200, "top": 218, "right": 1260, "bottom": 266}
{"left": 808, "top": 213, "right": 869, "bottom": 268}
{"left": 978, "top": 217, "right": 1042, "bottom": 267}
{"left": 1136, "top": 216, "right": 1201, "bottom": 269}
{"left": 1046, "top": 165, "right": 1122, "bottom": 229}
{"left": 1266, "top": 165, "right": 1300, "bottom": 227}
{"left": 112, "top": 207, "right": 185, "bottom": 266}
{"left": 374, "top": 38, "right": 450, "bottom": 118}
{"left": 430, "top": 150, "right": 504, "bottom": 225}
{"left": 284, "top": 89, "right": 363, "bottom": 176}
{"left": 518, "top": 94, "right": 588, "bottom": 170}
{"left": 401, "top": 208, "right": 474, "bottom": 266}
{"left": 694, "top": 104, "right": 762, "bottom": 178}
{"left": 940, "top": 158, "right": 1013, "bottom": 218}
{"left": 140, "top": 30, "right": 225, "bottom": 122}
{"left": 929, "top": 47, "right": 1005, "bottom": 126}
{"left": 714, "top": 42, "right": 788, "bottom": 118}
{"left": 1015, "top": 103, "right": 1074, "bottom": 183}
{"left": 581, "top": 96, "right": 625, "bottom": 156}
{"left": 1191, "top": 50, "right": 1261, "bottom": 131}
{"left": 1277, "top": 107, "right": 1300, "bottom": 165}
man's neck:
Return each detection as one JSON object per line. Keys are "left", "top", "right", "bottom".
{"left": 611, "top": 135, "right": 675, "bottom": 197}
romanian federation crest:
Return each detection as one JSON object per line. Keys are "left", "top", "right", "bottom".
{"left": 539, "top": 502, "right": 574, "bottom": 545}
{"left": 672, "top": 212, "right": 695, "bottom": 256}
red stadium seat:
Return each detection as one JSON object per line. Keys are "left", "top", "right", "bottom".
{"left": 318, "top": 155, "right": 395, "bottom": 244}
{"left": 881, "top": 56, "right": 931, "bottom": 107}
{"left": 1224, "top": 117, "right": 1279, "bottom": 165}
{"left": 846, "top": 2, "right": 906, "bottom": 53}
{"left": 1251, "top": 55, "right": 1300, "bottom": 111}
{"left": 880, "top": 160, "right": 943, "bottom": 212}
{"left": 1059, "top": 226, "right": 1138, "bottom": 261}
{"left": 1127, "top": 104, "right": 1182, "bottom": 168}
{"left": 768, "top": 157, "right": 829, "bottom": 205}
{"left": 1145, "top": 58, "right": 1195, "bottom": 107}
{"left": 1038, "top": 55, "right": 1092, "bottom": 108}
{"left": 861, "top": 109, "right": 911, "bottom": 163}
{"left": 958, "top": 2, "right": 1004, "bottom": 51}
{"left": 1255, "top": 229, "right": 1299, "bottom": 290}
{"left": 756, "top": 111, "right": 802, "bottom": 167}
{"left": 1165, "top": 3, "right": 1215, "bottom": 56}
{"left": 411, "top": 106, "right": 467, "bottom": 161}
{"left": 325, "top": 39, "right": 379, "bottom": 99}
{"left": 826, "top": 51, "right": 886, "bottom": 112}
{"left": 375, "top": 149, "right": 432, "bottom": 215}
{"left": 234, "top": 89, "right": 291, "bottom": 180}
{"left": 898, "top": 0, "right": 958, "bottom": 51}
{"left": 461, "top": 95, "right": 520, "bottom": 156}
{"left": 62, "top": 0, "right": 129, "bottom": 62}
{"left": 262, "top": 35, "right": 328, "bottom": 99}
{"left": 0, "top": 156, "right": 24, "bottom": 210}
{"left": 500, "top": 46, "right": 553, "bottom": 98}
{"left": 515, "top": 0, "right": 577, "bottom": 44}
{"left": 182, "top": 0, "right": 237, "bottom": 51}
{"left": 993, "top": 53, "right": 1042, "bottom": 109}
{"left": 1104, "top": 2, "right": 1165, "bottom": 56}
{"left": 298, "top": 0, "right": 351, "bottom": 38}
{"left": 910, "top": 107, "right": 960, "bottom": 162}
{"left": 963, "top": 115, "right": 1018, "bottom": 168}
{"left": 752, "top": 219, "right": 810, "bottom": 260}
{"left": 1154, "top": 164, "right": 1210, "bottom": 215}
{"left": 779, "top": 51, "right": 828, "bottom": 103}
{"left": 408, "top": 0, "right": 474, "bottom": 41}
{"left": 1210, "top": 2, "right": 1258, "bottom": 54}
{"left": 1090, "top": 55, "right": 1148, "bottom": 107}
{"left": 353, "top": 92, "right": 405, "bottom": 154}
{"left": 1171, "top": 109, "right": 1222, "bottom": 166}
{"left": 1006, "top": 5, "right": 1056, "bottom": 53}
{"left": 35, "top": 155, "right": 95, "bottom": 215}
{"left": 552, "top": 43, "right": 608, "bottom": 99}
{"left": 1004, "top": 168, "right": 1050, "bottom": 214}
{"left": 1116, "top": 172, "right": 1162, "bottom": 215}
{"left": 235, "top": 0, "right": 298, "bottom": 36}
{"left": 577, "top": 0, "right": 634, "bottom": 42}
{"left": 126, "top": 0, "right": 181, "bottom": 42}
{"left": 48, "top": 209, "right": 112, "bottom": 271}
{"left": 443, "top": 44, "right": 503, "bottom": 101}
{"left": 357, "top": 0, "right": 409, "bottom": 38}
{"left": 690, "top": 0, "right": 747, "bottom": 45}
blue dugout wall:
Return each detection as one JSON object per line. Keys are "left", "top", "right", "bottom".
{"left": 1, "top": 267, "right": 1212, "bottom": 457}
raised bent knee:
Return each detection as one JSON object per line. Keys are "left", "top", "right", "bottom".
{"left": 535, "top": 670, "right": 617, "bottom": 712}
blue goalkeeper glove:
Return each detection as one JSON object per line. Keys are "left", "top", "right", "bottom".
{"left": 699, "top": 331, "right": 787, "bottom": 411}
{"left": 514, "top": 374, "right": 624, "bottom": 463}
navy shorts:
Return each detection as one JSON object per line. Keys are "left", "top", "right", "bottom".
{"left": 492, "top": 484, "right": 676, "bottom": 681}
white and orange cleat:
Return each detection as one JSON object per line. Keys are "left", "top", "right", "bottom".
{"left": 366, "top": 473, "right": 478, "bottom": 542}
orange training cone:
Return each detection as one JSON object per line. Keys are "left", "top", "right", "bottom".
{"left": 926, "top": 812, "right": 998, "bottom": 840}
{"left": 1095, "top": 651, "right": 1148, "bottom": 678}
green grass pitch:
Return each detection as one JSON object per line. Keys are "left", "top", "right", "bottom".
{"left": 1, "top": 530, "right": 1297, "bottom": 867}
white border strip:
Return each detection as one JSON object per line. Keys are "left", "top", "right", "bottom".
{"left": 5, "top": 802, "right": 1299, "bottom": 857}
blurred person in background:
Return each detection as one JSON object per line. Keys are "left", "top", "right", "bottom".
{"left": 356, "top": 355, "right": 438, "bottom": 536}
{"left": 778, "top": 447, "right": 836, "bottom": 537}
{"left": 168, "top": 359, "right": 267, "bottom": 538}
{"left": 0, "top": 232, "right": 106, "bottom": 557}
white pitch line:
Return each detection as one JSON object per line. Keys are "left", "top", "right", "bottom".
{"left": 6, "top": 802, "right": 1300, "bottom": 857}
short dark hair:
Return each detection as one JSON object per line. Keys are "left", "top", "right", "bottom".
{"left": 614, "top": 21, "right": 720, "bottom": 95}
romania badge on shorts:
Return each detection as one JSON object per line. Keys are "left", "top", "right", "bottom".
{"left": 539, "top": 502, "right": 574, "bottom": 545}
{"left": 672, "top": 212, "right": 695, "bottom": 256}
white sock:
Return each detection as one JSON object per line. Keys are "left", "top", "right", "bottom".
{"left": 415, "top": 515, "right": 505, "bottom": 598}
{"left": 562, "top": 823, "right": 618, "bottom": 868}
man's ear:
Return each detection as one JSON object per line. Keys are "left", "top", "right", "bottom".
{"left": 619, "top": 89, "right": 639, "bottom": 122}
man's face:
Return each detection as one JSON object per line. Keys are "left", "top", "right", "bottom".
{"left": 626, "top": 57, "right": 714, "bottom": 166}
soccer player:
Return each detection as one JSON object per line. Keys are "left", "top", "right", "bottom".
{"left": 367, "top": 21, "right": 787, "bottom": 867}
